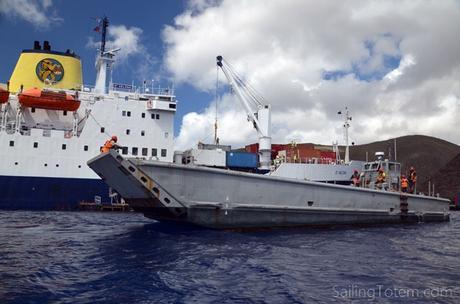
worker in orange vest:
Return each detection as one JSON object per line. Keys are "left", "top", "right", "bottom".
{"left": 400, "top": 174, "right": 409, "bottom": 193}
{"left": 101, "top": 135, "right": 120, "bottom": 153}
{"left": 350, "top": 169, "right": 361, "bottom": 187}
{"left": 408, "top": 166, "right": 417, "bottom": 194}
{"left": 375, "top": 168, "right": 386, "bottom": 190}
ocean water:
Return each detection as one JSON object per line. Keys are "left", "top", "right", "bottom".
{"left": 1, "top": 211, "right": 459, "bottom": 304}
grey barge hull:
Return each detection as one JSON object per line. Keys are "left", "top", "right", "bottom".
{"left": 88, "top": 151, "right": 450, "bottom": 229}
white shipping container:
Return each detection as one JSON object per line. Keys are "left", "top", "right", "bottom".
{"left": 183, "top": 148, "right": 227, "bottom": 167}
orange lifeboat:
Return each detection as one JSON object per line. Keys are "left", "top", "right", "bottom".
{"left": 0, "top": 87, "right": 9, "bottom": 104}
{"left": 18, "top": 87, "right": 80, "bottom": 111}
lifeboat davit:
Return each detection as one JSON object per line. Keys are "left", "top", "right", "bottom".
{"left": 0, "top": 87, "right": 9, "bottom": 104}
{"left": 18, "top": 87, "right": 80, "bottom": 111}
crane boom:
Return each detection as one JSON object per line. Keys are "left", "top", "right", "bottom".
{"left": 216, "top": 56, "right": 272, "bottom": 170}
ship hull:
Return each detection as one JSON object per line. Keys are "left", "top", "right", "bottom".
{"left": 88, "top": 151, "right": 450, "bottom": 229}
{"left": 0, "top": 175, "right": 109, "bottom": 210}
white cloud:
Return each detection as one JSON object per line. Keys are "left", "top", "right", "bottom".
{"left": 0, "top": 0, "right": 61, "bottom": 28}
{"left": 86, "top": 24, "right": 157, "bottom": 81}
{"left": 87, "top": 25, "right": 144, "bottom": 63}
{"left": 165, "top": 0, "right": 460, "bottom": 150}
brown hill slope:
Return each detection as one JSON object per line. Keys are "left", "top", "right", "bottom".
{"left": 348, "top": 135, "right": 460, "bottom": 195}
{"left": 424, "top": 153, "right": 460, "bottom": 200}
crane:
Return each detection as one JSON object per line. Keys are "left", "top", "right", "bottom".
{"left": 216, "top": 56, "right": 272, "bottom": 170}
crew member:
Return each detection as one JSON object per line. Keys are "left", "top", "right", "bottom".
{"left": 408, "top": 166, "right": 417, "bottom": 194}
{"left": 375, "top": 168, "right": 386, "bottom": 190}
{"left": 351, "top": 169, "right": 360, "bottom": 187}
{"left": 400, "top": 174, "right": 409, "bottom": 193}
{"left": 101, "top": 135, "right": 120, "bottom": 153}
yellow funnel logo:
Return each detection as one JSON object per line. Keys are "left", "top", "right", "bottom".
{"left": 36, "top": 58, "right": 64, "bottom": 83}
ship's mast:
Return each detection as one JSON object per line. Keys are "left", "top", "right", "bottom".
{"left": 94, "top": 17, "right": 119, "bottom": 94}
{"left": 338, "top": 107, "right": 352, "bottom": 164}
{"left": 100, "top": 17, "right": 108, "bottom": 55}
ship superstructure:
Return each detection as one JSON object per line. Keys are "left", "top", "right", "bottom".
{"left": 0, "top": 18, "right": 176, "bottom": 210}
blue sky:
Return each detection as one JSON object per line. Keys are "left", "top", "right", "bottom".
{"left": 0, "top": 0, "right": 211, "bottom": 136}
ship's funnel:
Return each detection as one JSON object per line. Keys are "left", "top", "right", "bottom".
{"left": 8, "top": 42, "right": 83, "bottom": 93}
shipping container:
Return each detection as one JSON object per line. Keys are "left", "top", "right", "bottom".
{"left": 183, "top": 148, "right": 226, "bottom": 167}
{"left": 320, "top": 151, "right": 336, "bottom": 159}
{"left": 226, "top": 151, "right": 258, "bottom": 168}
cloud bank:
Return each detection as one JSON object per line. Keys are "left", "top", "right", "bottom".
{"left": 0, "top": 0, "right": 62, "bottom": 28}
{"left": 163, "top": 0, "right": 460, "bottom": 150}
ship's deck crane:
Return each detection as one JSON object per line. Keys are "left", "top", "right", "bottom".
{"left": 216, "top": 56, "right": 272, "bottom": 170}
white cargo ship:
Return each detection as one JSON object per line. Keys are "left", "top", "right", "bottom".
{"left": 0, "top": 18, "right": 176, "bottom": 210}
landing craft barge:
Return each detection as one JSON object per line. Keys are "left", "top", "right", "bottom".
{"left": 88, "top": 150, "right": 450, "bottom": 229}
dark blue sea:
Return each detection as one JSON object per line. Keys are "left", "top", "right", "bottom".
{"left": 1, "top": 211, "right": 459, "bottom": 304}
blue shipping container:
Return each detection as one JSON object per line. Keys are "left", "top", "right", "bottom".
{"left": 226, "top": 151, "right": 258, "bottom": 168}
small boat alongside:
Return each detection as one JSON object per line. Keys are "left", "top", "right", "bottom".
{"left": 18, "top": 87, "right": 80, "bottom": 111}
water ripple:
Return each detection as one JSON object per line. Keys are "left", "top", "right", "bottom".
{"left": 0, "top": 211, "right": 459, "bottom": 303}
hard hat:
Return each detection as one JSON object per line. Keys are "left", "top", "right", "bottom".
{"left": 111, "top": 135, "right": 118, "bottom": 142}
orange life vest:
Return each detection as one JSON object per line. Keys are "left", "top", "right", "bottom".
{"left": 376, "top": 172, "right": 386, "bottom": 183}
{"left": 101, "top": 139, "right": 114, "bottom": 153}
{"left": 401, "top": 178, "right": 409, "bottom": 188}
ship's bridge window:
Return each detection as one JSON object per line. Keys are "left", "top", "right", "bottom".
{"left": 122, "top": 147, "right": 128, "bottom": 155}
{"left": 151, "top": 113, "right": 155, "bottom": 119}
{"left": 151, "top": 148, "right": 157, "bottom": 157}
{"left": 161, "top": 149, "right": 167, "bottom": 157}
{"left": 371, "top": 163, "right": 379, "bottom": 170}
{"left": 33, "top": 142, "right": 38, "bottom": 148}
{"left": 141, "top": 130, "right": 145, "bottom": 136}
{"left": 127, "top": 111, "right": 131, "bottom": 117}
{"left": 169, "top": 103, "right": 176, "bottom": 109}
{"left": 142, "top": 148, "right": 148, "bottom": 156}
{"left": 84, "top": 145, "right": 88, "bottom": 151}
{"left": 122, "top": 111, "right": 126, "bottom": 116}
{"left": 100, "top": 127, "right": 105, "bottom": 133}
{"left": 156, "top": 114, "right": 160, "bottom": 119}
{"left": 31, "top": 108, "right": 36, "bottom": 113}
{"left": 62, "top": 144, "right": 67, "bottom": 150}
{"left": 9, "top": 141, "right": 14, "bottom": 147}
{"left": 132, "top": 147, "right": 138, "bottom": 156}
{"left": 63, "top": 111, "right": 67, "bottom": 116}
{"left": 364, "top": 164, "right": 370, "bottom": 170}
{"left": 141, "top": 113, "right": 145, "bottom": 118}
{"left": 389, "top": 163, "right": 400, "bottom": 172}
{"left": 126, "top": 129, "right": 130, "bottom": 135}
